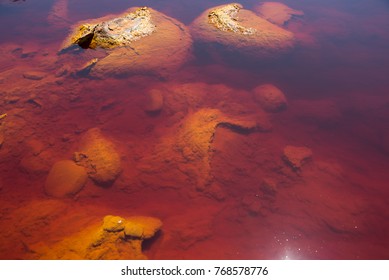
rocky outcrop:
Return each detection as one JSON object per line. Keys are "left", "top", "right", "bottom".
{"left": 190, "top": 3, "right": 295, "bottom": 59}
{"left": 59, "top": 7, "right": 192, "bottom": 78}
{"left": 35, "top": 215, "right": 162, "bottom": 260}
{"left": 44, "top": 160, "right": 88, "bottom": 198}
{"left": 254, "top": 2, "right": 304, "bottom": 26}
{"left": 74, "top": 128, "right": 121, "bottom": 186}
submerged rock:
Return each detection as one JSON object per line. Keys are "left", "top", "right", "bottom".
{"left": 190, "top": 3, "right": 295, "bottom": 59}
{"left": 144, "top": 88, "right": 164, "bottom": 114}
{"left": 254, "top": 2, "right": 304, "bottom": 26}
{"left": 59, "top": 7, "right": 192, "bottom": 78}
{"left": 74, "top": 128, "right": 121, "bottom": 186}
{"left": 253, "top": 84, "right": 288, "bottom": 112}
{"left": 22, "top": 71, "right": 46, "bottom": 81}
{"left": 138, "top": 108, "right": 259, "bottom": 193}
{"left": 44, "top": 160, "right": 88, "bottom": 198}
{"left": 283, "top": 145, "right": 312, "bottom": 170}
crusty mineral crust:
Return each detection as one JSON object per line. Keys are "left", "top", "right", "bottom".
{"left": 208, "top": 3, "right": 256, "bottom": 35}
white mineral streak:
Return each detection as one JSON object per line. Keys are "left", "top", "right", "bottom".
{"left": 208, "top": 3, "right": 256, "bottom": 35}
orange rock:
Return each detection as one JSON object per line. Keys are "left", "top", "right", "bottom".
{"left": 74, "top": 128, "right": 121, "bottom": 186}
{"left": 190, "top": 3, "right": 295, "bottom": 59}
{"left": 34, "top": 215, "right": 162, "bottom": 260}
{"left": 44, "top": 160, "right": 88, "bottom": 198}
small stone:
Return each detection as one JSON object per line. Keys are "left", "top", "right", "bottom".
{"left": 22, "top": 71, "right": 46, "bottom": 81}
{"left": 145, "top": 89, "right": 164, "bottom": 114}
{"left": 283, "top": 145, "right": 312, "bottom": 170}
{"left": 102, "top": 215, "right": 125, "bottom": 232}
{"left": 253, "top": 84, "right": 287, "bottom": 112}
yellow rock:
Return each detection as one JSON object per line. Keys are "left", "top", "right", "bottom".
{"left": 34, "top": 215, "right": 162, "bottom": 259}
{"left": 102, "top": 215, "right": 125, "bottom": 232}
{"left": 124, "top": 216, "right": 163, "bottom": 239}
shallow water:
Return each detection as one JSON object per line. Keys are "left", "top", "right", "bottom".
{"left": 0, "top": 0, "right": 388, "bottom": 259}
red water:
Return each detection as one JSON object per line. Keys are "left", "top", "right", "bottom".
{"left": 0, "top": 0, "right": 388, "bottom": 259}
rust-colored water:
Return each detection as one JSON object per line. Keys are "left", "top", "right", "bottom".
{"left": 0, "top": 0, "right": 388, "bottom": 259}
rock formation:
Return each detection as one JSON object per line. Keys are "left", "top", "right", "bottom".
{"left": 190, "top": 3, "right": 295, "bottom": 59}
{"left": 59, "top": 7, "right": 192, "bottom": 78}
{"left": 139, "top": 108, "right": 258, "bottom": 192}
{"left": 74, "top": 128, "right": 121, "bottom": 186}
{"left": 44, "top": 160, "right": 88, "bottom": 198}
{"left": 35, "top": 215, "right": 162, "bottom": 259}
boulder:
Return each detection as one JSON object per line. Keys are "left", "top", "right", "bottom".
{"left": 190, "top": 3, "right": 295, "bottom": 59}
{"left": 59, "top": 7, "right": 192, "bottom": 78}
{"left": 74, "top": 128, "right": 121, "bottom": 186}
{"left": 253, "top": 84, "right": 287, "bottom": 112}
{"left": 102, "top": 215, "right": 125, "bottom": 233}
{"left": 44, "top": 160, "right": 88, "bottom": 198}
{"left": 254, "top": 2, "right": 304, "bottom": 26}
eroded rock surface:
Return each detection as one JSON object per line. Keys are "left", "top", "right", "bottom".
{"left": 190, "top": 3, "right": 295, "bottom": 59}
